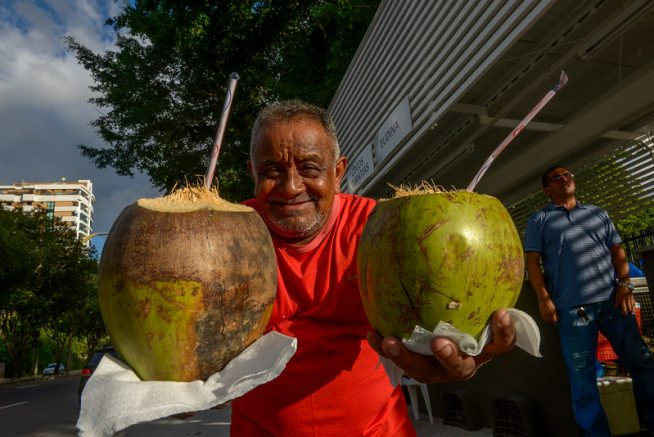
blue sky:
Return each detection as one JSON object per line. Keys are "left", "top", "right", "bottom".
{"left": 0, "top": 0, "right": 160, "bottom": 256}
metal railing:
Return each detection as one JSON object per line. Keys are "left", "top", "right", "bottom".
{"left": 623, "top": 227, "right": 654, "bottom": 267}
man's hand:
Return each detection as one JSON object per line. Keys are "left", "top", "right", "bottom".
{"left": 610, "top": 245, "right": 634, "bottom": 316}
{"left": 615, "top": 285, "right": 636, "bottom": 315}
{"left": 538, "top": 296, "right": 558, "bottom": 323}
{"left": 366, "top": 309, "right": 516, "bottom": 384}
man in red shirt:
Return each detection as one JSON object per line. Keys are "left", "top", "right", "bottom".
{"left": 231, "top": 100, "right": 517, "bottom": 436}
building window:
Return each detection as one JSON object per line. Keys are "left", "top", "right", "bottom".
{"left": 46, "top": 201, "right": 55, "bottom": 220}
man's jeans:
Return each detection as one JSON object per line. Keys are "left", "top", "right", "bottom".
{"left": 557, "top": 300, "right": 654, "bottom": 437}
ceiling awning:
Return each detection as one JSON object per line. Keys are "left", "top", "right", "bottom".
{"left": 329, "top": 0, "right": 654, "bottom": 206}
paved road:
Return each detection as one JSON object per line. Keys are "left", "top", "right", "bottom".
{"left": 1, "top": 374, "right": 492, "bottom": 436}
{"left": 117, "top": 407, "right": 492, "bottom": 437}
{"left": 0, "top": 374, "right": 80, "bottom": 436}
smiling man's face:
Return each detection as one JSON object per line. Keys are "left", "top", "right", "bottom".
{"left": 249, "top": 116, "right": 346, "bottom": 244}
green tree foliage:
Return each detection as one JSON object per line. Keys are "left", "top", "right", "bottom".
{"left": 0, "top": 209, "right": 47, "bottom": 376}
{"left": 43, "top": 231, "right": 99, "bottom": 373}
{"left": 65, "top": 0, "right": 380, "bottom": 200}
{"left": 615, "top": 208, "right": 654, "bottom": 237}
{"left": 72, "top": 274, "right": 111, "bottom": 361}
{"left": 0, "top": 208, "right": 98, "bottom": 377}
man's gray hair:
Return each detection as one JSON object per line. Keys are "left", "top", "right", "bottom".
{"left": 250, "top": 100, "right": 340, "bottom": 164}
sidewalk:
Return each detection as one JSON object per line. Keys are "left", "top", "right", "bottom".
{"left": 117, "top": 405, "right": 493, "bottom": 436}
{"left": 0, "top": 372, "right": 493, "bottom": 435}
{"left": 0, "top": 370, "right": 81, "bottom": 384}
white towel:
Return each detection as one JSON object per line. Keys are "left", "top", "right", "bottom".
{"left": 77, "top": 331, "right": 297, "bottom": 437}
{"left": 380, "top": 308, "right": 542, "bottom": 386}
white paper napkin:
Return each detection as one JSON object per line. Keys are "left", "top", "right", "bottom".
{"left": 380, "top": 308, "right": 542, "bottom": 386}
{"left": 77, "top": 331, "right": 297, "bottom": 437}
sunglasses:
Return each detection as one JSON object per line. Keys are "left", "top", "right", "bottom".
{"left": 547, "top": 172, "right": 574, "bottom": 184}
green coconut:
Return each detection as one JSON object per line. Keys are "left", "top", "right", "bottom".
{"left": 357, "top": 187, "right": 524, "bottom": 341}
{"left": 98, "top": 186, "right": 277, "bottom": 381}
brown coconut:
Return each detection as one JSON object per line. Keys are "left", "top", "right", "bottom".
{"left": 98, "top": 186, "right": 277, "bottom": 381}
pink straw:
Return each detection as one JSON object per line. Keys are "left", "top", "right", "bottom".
{"left": 205, "top": 72, "right": 240, "bottom": 190}
{"left": 466, "top": 71, "right": 569, "bottom": 192}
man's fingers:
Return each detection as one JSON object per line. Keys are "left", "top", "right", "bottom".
{"left": 367, "top": 331, "right": 409, "bottom": 362}
{"left": 625, "top": 297, "right": 635, "bottom": 315}
{"left": 366, "top": 309, "right": 519, "bottom": 385}
{"left": 431, "top": 338, "right": 476, "bottom": 380}
{"left": 367, "top": 330, "right": 459, "bottom": 383}
{"left": 380, "top": 337, "right": 403, "bottom": 359}
{"left": 549, "top": 312, "right": 559, "bottom": 323}
{"left": 615, "top": 294, "right": 635, "bottom": 315}
{"left": 490, "top": 310, "right": 516, "bottom": 352}
{"left": 366, "top": 330, "right": 385, "bottom": 357}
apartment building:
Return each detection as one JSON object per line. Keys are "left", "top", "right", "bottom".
{"left": 0, "top": 178, "right": 95, "bottom": 242}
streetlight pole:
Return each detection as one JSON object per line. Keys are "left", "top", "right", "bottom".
{"left": 82, "top": 232, "right": 109, "bottom": 243}
{"left": 83, "top": 232, "right": 109, "bottom": 258}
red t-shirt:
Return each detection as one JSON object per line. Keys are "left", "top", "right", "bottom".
{"left": 231, "top": 193, "right": 415, "bottom": 436}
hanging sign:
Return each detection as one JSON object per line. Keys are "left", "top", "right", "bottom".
{"left": 374, "top": 96, "right": 412, "bottom": 164}
{"left": 347, "top": 143, "right": 374, "bottom": 193}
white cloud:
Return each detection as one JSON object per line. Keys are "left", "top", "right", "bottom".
{"left": 93, "top": 171, "right": 160, "bottom": 232}
{"left": 0, "top": 0, "right": 160, "bottom": 234}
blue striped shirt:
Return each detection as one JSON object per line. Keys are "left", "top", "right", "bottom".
{"left": 524, "top": 202, "right": 621, "bottom": 309}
